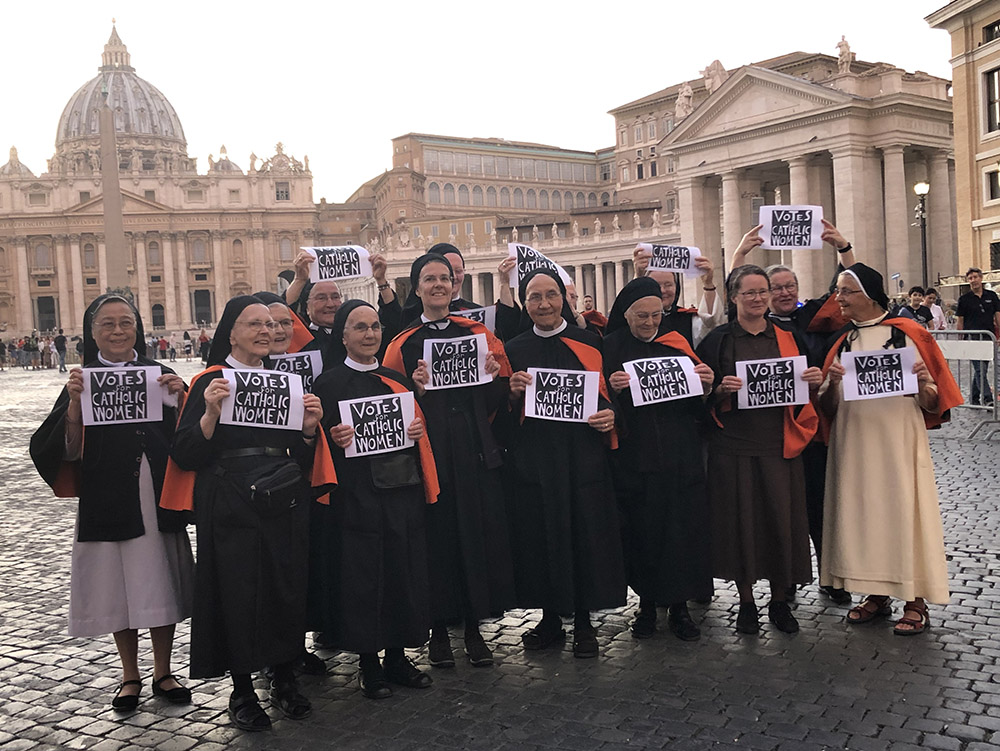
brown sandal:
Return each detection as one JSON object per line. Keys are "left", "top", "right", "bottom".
{"left": 893, "top": 600, "right": 930, "bottom": 636}
{"left": 846, "top": 595, "right": 892, "bottom": 624}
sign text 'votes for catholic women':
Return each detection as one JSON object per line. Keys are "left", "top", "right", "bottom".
{"left": 219, "top": 368, "right": 305, "bottom": 430}
{"left": 637, "top": 243, "right": 703, "bottom": 275}
{"left": 303, "top": 245, "right": 373, "bottom": 283}
{"left": 422, "top": 333, "right": 492, "bottom": 390}
{"left": 269, "top": 350, "right": 324, "bottom": 393}
{"left": 338, "top": 391, "right": 417, "bottom": 458}
{"left": 758, "top": 205, "right": 825, "bottom": 250}
{"left": 507, "top": 243, "right": 573, "bottom": 288}
{"left": 524, "top": 367, "right": 600, "bottom": 423}
{"left": 81, "top": 366, "right": 164, "bottom": 426}
{"left": 841, "top": 348, "right": 918, "bottom": 401}
{"left": 735, "top": 355, "right": 810, "bottom": 410}
{"left": 623, "top": 357, "right": 703, "bottom": 406}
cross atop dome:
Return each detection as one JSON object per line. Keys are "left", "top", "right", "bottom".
{"left": 101, "top": 21, "right": 133, "bottom": 72}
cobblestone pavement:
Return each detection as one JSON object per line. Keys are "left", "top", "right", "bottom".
{"left": 1, "top": 361, "right": 998, "bottom": 750}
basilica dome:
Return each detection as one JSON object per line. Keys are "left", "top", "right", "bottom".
{"left": 53, "top": 26, "right": 187, "bottom": 164}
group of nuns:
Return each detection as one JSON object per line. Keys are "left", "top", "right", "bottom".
{"left": 31, "top": 232, "right": 959, "bottom": 732}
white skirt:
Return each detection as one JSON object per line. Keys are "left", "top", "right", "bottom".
{"left": 68, "top": 456, "right": 195, "bottom": 636}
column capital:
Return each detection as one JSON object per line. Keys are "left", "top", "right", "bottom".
{"left": 880, "top": 143, "right": 906, "bottom": 156}
{"left": 161, "top": 232, "right": 176, "bottom": 241}
{"left": 95, "top": 234, "right": 105, "bottom": 243}
{"left": 721, "top": 170, "right": 741, "bottom": 183}
{"left": 68, "top": 233, "right": 81, "bottom": 243}
{"left": 132, "top": 231, "right": 146, "bottom": 242}
{"left": 785, "top": 155, "right": 811, "bottom": 169}
{"left": 830, "top": 144, "right": 873, "bottom": 159}
{"left": 53, "top": 234, "right": 68, "bottom": 242}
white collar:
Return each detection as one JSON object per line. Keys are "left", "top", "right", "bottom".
{"left": 345, "top": 356, "right": 379, "bottom": 372}
{"left": 533, "top": 320, "right": 568, "bottom": 338}
{"left": 97, "top": 349, "right": 138, "bottom": 367}
{"left": 225, "top": 354, "right": 263, "bottom": 369}
{"left": 309, "top": 323, "right": 332, "bottom": 335}
{"left": 420, "top": 313, "right": 450, "bottom": 330}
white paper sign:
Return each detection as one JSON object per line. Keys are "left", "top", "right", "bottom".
{"left": 269, "top": 350, "right": 324, "bottom": 393}
{"left": 81, "top": 366, "right": 164, "bottom": 426}
{"left": 841, "top": 348, "right": 918, "bottom": 401}
{"left": 507, "top": 243, "right": 573, "bottom": 289}
{"left": 303, "top": 245, "right": 372, "bottom": 282}
{"left": 759, "top": 206, "right": 825, "bottom": 250}
{"left": 638, "top": 243, "right": 704, "bottom": 277}
{"left": 736, "top": 355, "right": 809, "bottom": 410}
{"left": 455, "top": 305, "right": 497, "bottom": 333}
{"left": 624, "top": 357, "right": 703, "bottom": 406}
{"left": 219, "top": 368, "right": 305, "bottom": 431}
{"left": 525, "top": 367, "right": 599, "bottom": 423}
{"left": 422, "top": 333, "right": 492, "bottom": 390}
{"left": 339, "top": 391, "right": 416, "bottom": 458}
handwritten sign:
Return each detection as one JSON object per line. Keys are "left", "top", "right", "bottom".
{"left": 81, "top": 366, "right": 164, "bottom": 426}
{"left": 623, "top": 357, "right": 703, "bottom": 406}
{"left": 638, "top": 243, "right": 703, "bottom": 276}
{"left": 456, "top": 305, "right": 497, "bottom": 333}
{"left": 841, "top": 348, "right": 918, "bottom": 401}
{"left": 422, "top": 333, "right": 491, "bottom": 390}
{"left": 507, "top": 243, "right": 573, "bottom": 288}
{"left": 339, "top": 391, "right": 416, "bottom": 458}
{"left": 303, "top": 245, "right": 372, "bottom": 282}
{"left": 269, "top": 350, "right": 323, "bottom": 393}
{"left": 759, "top": 206, "right": 824, "bottom": 250}
{"left": 219, "top": 368, "right": 305, "bottom": 431}
{"left": 736, "top": 355, "right": 809, "bottom": 410}
{"left": 525, "top": 367, "right": 599, "bottom": 423}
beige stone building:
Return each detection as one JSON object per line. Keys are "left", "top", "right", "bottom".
{"left": 928, "top": 0, "right": 1000, "bottom": 285}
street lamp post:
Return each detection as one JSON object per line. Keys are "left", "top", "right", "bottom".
{"left": 914, "top": 181, "right": 930, "bottom": 287}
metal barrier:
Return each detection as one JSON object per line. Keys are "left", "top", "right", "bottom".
{"left": 930, "top": 329, "right": 1000, "bottom": 439}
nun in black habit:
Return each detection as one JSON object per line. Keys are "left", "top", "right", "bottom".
{"left": 382, "top": 253, "right": 517, "bottom": 669}
{"left": 501, "top": 269, "right": 627, "bottom": 658}
{"left": 310, "top": 300, "right": 438, "bottom": 699}
{"left": 603, "top": 278, "right": 716, "bottom": 640}
{"left": 29, "top": 293, "right": 193, "bottom": 711}
{"left": 168, "top": 295, "right": 331, "bottom": 731}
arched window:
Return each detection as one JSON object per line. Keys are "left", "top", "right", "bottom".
{"left": 279, "top": 238, "right": 293, "bottom": 262}
{"left": 600, "top": 192, "right": 610, "bottom": 207}
{"left": 83, "top": 243, "right": 96, "bottom": 268}
{"left": 552, "top": 191, "right": 562, "bottom": 210}
{"left": 443, "top": 184, "right": 456, "bottom": 205}
{"left": 472, "top": 185, "right": 484, "bottom": 206}
{"left": 500, "top": 187, "right": 510, "bottom": 208}
{"left": 577, "top": 192, "right": 586, "bottom": 207}
{"left": 513, "top": 188, "right": 523, "bottom": 208}
{"left": 539, "top": 190, "right": 549, "bottom": 210}
{"left": 565, "top": 192, "right": 574, "bottom": 210}
{"left": 526, "top": 189, "right": 536, "bottom": 209}
{"left": 232, "top": 239, "right": 245, "bottom": 262}
{"left": 147, "top": 240, "right": 161, "bottom": 266}
{"left": 588, "top": 192, "right": 598, "bottom": 207}
{"left": 34, "top": 242, "right": 52, "bottom": 268}
{"left": 151, "top": 304, "right": 165, "bottom": 328}
{"left": 486, "top": 187, "right": 497, "bottom": 207}
{"left": 0, "top": 247, "right": 5, "bottom": 273}
{"left": 458, "top": 185, "right": 470, "bottom": 206}
{"left": 191, "top": 238, "right": 208, "bottom": 263}
{"left": 428, "top": 182, "right": 441, "bottom": 203}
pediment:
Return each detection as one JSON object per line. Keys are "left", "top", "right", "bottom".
{"left": 666, "top": 66, "right": 857, "bottom": 145}
{"left": 67, "top": 189, "right": 170, "bottom": 214}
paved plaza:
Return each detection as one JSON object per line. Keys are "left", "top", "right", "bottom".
{"left": 1, "top": 361, "right": 998, "bottom": 751}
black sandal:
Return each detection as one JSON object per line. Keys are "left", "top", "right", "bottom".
{"left": 228, "top": 692, "right": 271, "bottom": 732}
{"left": 152, "top": 674, "right": 192, "bottom": 704}
{"left": 268, "top": 682, "right": 312, "bottom": 720}
{"left": 112, "top": 679, "right": 142, "bottom": 712}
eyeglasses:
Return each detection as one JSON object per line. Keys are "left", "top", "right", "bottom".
{"left": 526, "top": 290, "right": 564, "bottom": 305}
{"left": 350, "top": 322, "right": 383, "bottom": 333}
{"left": 834, "top": 288, "right": 864, "bottom": 297}
{"left": 311, "top": 293, "right": 342, "bottom": 303}
{"left": 629, "top": 310, "right": 663, "bottom": 322}
{"left": 771, "top": 283, "right": 798, "bottom": 293}
{"left": 238, "top": 320, "right": 277, "bottom": 331}
{"left": 96, "top": 319, "right": 136, "bottom": 332}
{"left": 737, "top": 290, "right": 770, "bottom": 299}
{"left": 273, "top": 318, "right": 295, "bottom": 329}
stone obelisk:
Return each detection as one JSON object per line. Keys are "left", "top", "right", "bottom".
{"left": 98, "top": 79, "right": 130, "bottom": 297}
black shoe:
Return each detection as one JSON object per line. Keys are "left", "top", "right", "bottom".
{"left": 522, "top": 619, "right": 566, "bottom": 651}
{"left": 820, "top": 585, "right": 853, "bottom": 605}
{"left": 768, "top": 600, "right": 800, "bottom": 634}
{"left": 428, "top": 635, "right": 455, "bottom": 668}
{"left": 382, "top": 655, "right": 433, "bottom": 689}
{"left": 464, "top": 634, "right": 494, "bottom": 667}
{"left": 736, "top": 602, "right": 759, "bottom": 635}
{"left": 573, "top": 626, "right": 599, "bottom": 659}
{"left": 111, "top": 679, "right": 142, "bottom": 712}
{"left": 630, "top": 609, "right": 657, "bottom": 639}
{"left": 268, "top": 682, "right": 311, "bottom": 720}
{"left": 296, "top": 649, "right": 328, "bottom": 676}
{"left": 785, "top": 585, "right": 798, "bottom": 602}
{"left": 358, "top": 663, "right": 392, "bottom": 700}
{"left": 667, "top": 606, "right": 701, "bottom": 641}
{"left": 152, "top": 674, "right": 191, "bottom": 704}
{"left": 228, "top": 692, "right": 271, "bottom": 732}
{"left": 312, "top": 631, "right": 336, "bottom": 650}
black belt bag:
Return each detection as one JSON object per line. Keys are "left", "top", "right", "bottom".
{"left": 215, "top": 456, "right": 303, "bottom": 512}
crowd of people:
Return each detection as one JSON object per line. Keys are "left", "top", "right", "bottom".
{"left": 30, "top": 225, "right": 963, "bottom": 733}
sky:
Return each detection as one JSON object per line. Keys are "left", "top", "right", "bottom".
{"left": 2, "top": 0, "right": 955, "bottom": 204}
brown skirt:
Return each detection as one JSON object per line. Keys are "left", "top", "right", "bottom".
{"left": 706, "top": 452, "right": 812, "bottom": 586}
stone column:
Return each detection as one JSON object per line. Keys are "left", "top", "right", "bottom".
{"left": 574, "top": 263, "right": 585, "bottom": 292}
{"left": 175, "top": 234, "right": 192, "bottom": 327}
{"left": 722, "top": 171, "right": 743, "bottom": 270}
{"left": 928, "top": 151, "right": 956, "bottom": 283}
{"left": 594, "top": 262, "right": 606, "bottom": 314}
{"left": 786, "top": 156, "right": 818, "bottom": 298}
{"left": 161, "top": 233, "right": 179, "bottom": 329}
{"left": 54, "top": 235, "right": 72, "bottom": 332}
{"left": 832, "top": 145, "right": 871, "bottom": 278}
{"left": 15, "top": 238, "right": 33, "bottom": 333}
{"left": 251, "top": 230, "right": 268, "bottom": 292}
{"left": 133, "top": 233, "right": 153, "bottom": 326}
{"left": 613, "top": 258, "right": 624, "bottom": 299}
{"left": 68, "top": 234, "right": 85, "bottom": 330}
{"left": 476, "top": 272, "right": 488, "bottom": 306}
{"left": 882, "top": 145, "right": 912, "bottom": 291}
{"left": 493, "top": 270, "right": 505, "bottom": 301}
{"left": 97, "top": 235, "right": 109, "bottom": 291}
{"left": 211, "top": 231, "right": 227, "bottom": 321}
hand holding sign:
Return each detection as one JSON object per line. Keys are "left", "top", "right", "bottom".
{"left": 303, "top": 246, "right": 373, "bottom": 283}
{"left": 623, "top": 357, "right": 704, "bottom": 405}
{"left": 759, "top": 206, "right": 825, "bottom": 250}
{"left": 735, "top": 356, "right": 810, "bottom": 409}
{"left": 524, "top": 367, "right": 599, "bottom": 423}
{"left": 422, "top": 334, "right": 492, "bottom": 390}
{"left": 80, "top": 366, "right": 165, "bottom": 426}
{"left": 338, "top": 391, "right": 416, "bottom": 457}
{"left": 637, "top": 243, "right": 704, "bottom": 276}
{"left": 507, "top": 243, "right": 572, "bottom": 289}
{"left": 219, "top": 368, "right": 305, "bottom": 431}
{"left": 841, "top": 348, "right": 918, "bottom": 401}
